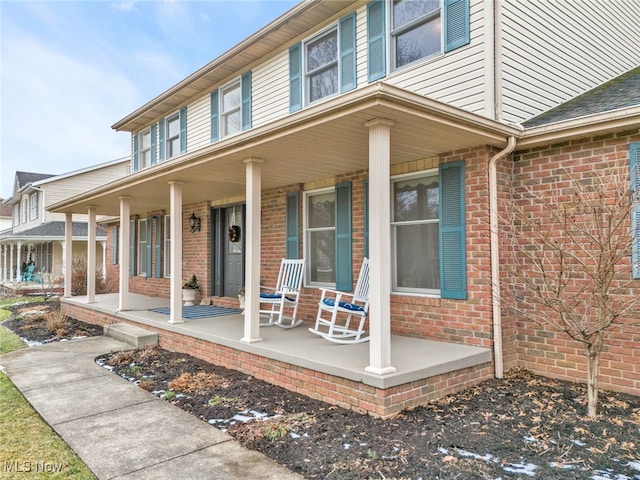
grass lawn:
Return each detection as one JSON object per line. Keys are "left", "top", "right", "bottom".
{"left": 0, "top": 302, "right": 96, "bottom": 479}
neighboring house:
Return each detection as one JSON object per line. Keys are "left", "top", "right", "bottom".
{"left": 0, "top": 199, "right": 13, "bottom": 232}
{"left": 50, "top": 0, "right": 640, "bottom": 416}
{"left": 0, "top": 158, "right": 130, "bottom": 284}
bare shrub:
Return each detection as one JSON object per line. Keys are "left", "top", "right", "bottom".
{"left": 44, "top": 311, "right": 69, "bottom": 336}
{"left": 71, "top": 258, "right": 107, "bottom": 296}
{"left": 168, "top": 372, "right": 229, "bottom": 394}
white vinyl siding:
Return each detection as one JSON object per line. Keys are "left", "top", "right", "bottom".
{"left": 253, "top": 51, "right": 290, "bottom": 127}
{"left": 501, "top": 0, "right": 640, "bottom": 124}
{"left": 186, "top": 95, "right": 210, "bottom": 152}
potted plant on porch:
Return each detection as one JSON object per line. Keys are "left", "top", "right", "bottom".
{"left": 182, "top": 274, "right": 199, "bottom": 306}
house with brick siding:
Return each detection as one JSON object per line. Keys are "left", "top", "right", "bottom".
{"left": 49, "top": 0, "right": 640, "bottom": 416}
{"left": 0, "top": 158, "right": 129, "bottom": 289}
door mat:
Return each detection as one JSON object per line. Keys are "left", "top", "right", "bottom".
{"left": 149, "top": 305, "right": 242, "bottom": 319}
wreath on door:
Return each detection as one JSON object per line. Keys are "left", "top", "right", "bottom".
{"left": 228, "top": 206, "right": 241, "bottom": 242}
{"left": 228, "top": 225, "right": 241, "bottom": 242}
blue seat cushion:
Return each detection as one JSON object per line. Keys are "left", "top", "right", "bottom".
{"left": 322, "top": 298, "right": 365, "bottom": 312}
{"left": 260, "top": 293, "right": 295, "bottom": 302}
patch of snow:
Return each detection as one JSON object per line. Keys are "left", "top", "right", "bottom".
{"left": 343, "top": 444, "right": 351, "bottom": 450}
{"left": 591, "top": 471, "right": 632, "bottom": 480}
{"left": 572, "top": 440, "right": 586, "bottom": 447}
{"left": 550, "top": 462, "right": 579, "bottom": 470}
{"left": 628, "top": 461, "right": 640, "bottom": 472}
{"left": 502, "top": 463, "right": 537, "bottom": 477}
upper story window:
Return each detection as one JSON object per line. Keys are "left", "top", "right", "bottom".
{"left": 166, "top": 113, "right": 180, "bottom": 159}
{"left": 139, "top": 129, "right": 152, "bottom": 169}
{"left": 13, "top": 204, "right": 19, "bottom": 226}
{"left": 306, "top": 28, "right": 339, "bottom": 104}
{"left": 367, "top": 0, "right": 470, "bottom": 82}
{"left": 29, "top": 193, "right": 38, "bottom": 221}
{"left": 21, "top": 198, "right": 28, "bottom": 223}
{"left": 221, "top": 80, "right": 242, "bottom": 138}
{"left": 289, "top": 13, "right": 356, "bottom": 112}
{"left": 133, "top": 108, "right": 186, "bottom": 172}
{"left": 391, "top": 0, "right": 441, "bottom": 69}
{"left": 211, "top": 72, "right": 252, "bottom": 142}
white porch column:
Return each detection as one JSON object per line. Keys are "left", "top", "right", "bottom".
{"left": 64, "top": 214, "right": 73, "bottom": 297}
{"left": 364, "top": 118, "right": 396, "bottom": 375}
{"left": 241, "top": 158, "right": 264, "bottom": 343}
{"left": 86, "top": 206, "right": 96, "bottom": 303}
{"left": 118, "top": 197, "right": 131, "bottom": 311}
{"left": 168, "top": 182, "right": 183, "bottom": 324}
{"left": 1, "top": 244, "right": 5, "bottom": 282}
{"left": 9, "top": 244, "right": 14, "bottom": 282}
{"left": 15, "top": 241, "right": 22, "bottom": 280}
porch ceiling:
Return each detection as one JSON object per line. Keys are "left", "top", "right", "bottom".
{"left": 52, "top": 84, "right": 519, "bottom": 217}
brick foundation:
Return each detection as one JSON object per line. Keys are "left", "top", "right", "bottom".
{"left": 62, "top": 302, "right": 493, "bottom": 417}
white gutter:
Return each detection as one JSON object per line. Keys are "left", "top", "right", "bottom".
{"left": 489, "top": 135, "right": 517, "bottom": 379}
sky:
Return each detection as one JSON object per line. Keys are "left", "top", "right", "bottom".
{"left": 0, "top": 0, "right": 299, "bottom": 199}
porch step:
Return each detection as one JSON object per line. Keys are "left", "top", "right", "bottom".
{"left": 103, "top": 323, "right": 158, "bottom": 348}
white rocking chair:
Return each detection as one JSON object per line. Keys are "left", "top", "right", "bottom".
{"left": 259, "top": 258, "right": 305, "bottom": 328}
{"left": 309, "top": 258, "right": 370, "bottom": 344}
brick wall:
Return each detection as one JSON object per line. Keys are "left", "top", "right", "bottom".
{"left": 61, "top": 301, "right": 493, "bottom": 417}
{"left": 509, "top": 129, "right": 640, "bottom": 396}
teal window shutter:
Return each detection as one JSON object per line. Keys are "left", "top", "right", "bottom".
{"left": 367, "top": 0, "right": 386, "bottom": 82}
{"left": 335, "top": 182, "right": 353, "bottom": 291}
{"left": 150, "top": 124, "right": 157, "bottom": 166}
{"left": 112, "top": 226, "right": 119, "bottom": 264}
{"left": 129, "top": 219, "right": 136, "bottom": 276}
{"left": 241, "top": 71, "right": 252, "bottom": 131}
{"left": 339, "top": 13, "right": 357, "bottom": 93}
{"left": 439, "top": 161, "right": 467, "bottom": 299}
{"left": 286, "top": 192, "right": 299, "bottom": 259}
{"left": 154, "top": 216, "right": 162, "bottom": 278}
{"left": 289, "top": 43, "right": 302, "bottom": 112}
{"left": 631, "top": 142, "right": 640, "bottom": 279}
{"left": 363, "top": 178, "right": 369, "bottom": 259}
{"left": 210, "top": 89, "right": 219, "bottom": 142}
{"left": 444, "top": 0, "right": 470, "bottom": 53}
{"left": 133, "top": 134, "right": 139, "bottom": 172}
{"left": 179, "top": 107, "right": 187, "bottom": 154}
{"left": 158, "top": 119, "right": 166, "bottom": 163}
{"left": 145, "top": 217, "right": 152, "bottom": 277}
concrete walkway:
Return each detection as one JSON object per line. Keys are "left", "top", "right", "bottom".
{"left": 0, "top": 337, "right": 302, "bottom": 480}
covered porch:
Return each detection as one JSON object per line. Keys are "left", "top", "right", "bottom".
{"left": 61, "top": 292, "right": 492, "bottom": 417}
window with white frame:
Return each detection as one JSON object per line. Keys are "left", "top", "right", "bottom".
{"left": 22, "top": 198, "right": 28, "bottom": 223}
{"left": 164, "top": 215, "right": 171, "bottom": 277}
{"left": 13, "top": 204, "right": 20, "bottom": 226}
{"left": 391, "top": 0, "right": 442, "bottom": 70}
{"left": 392, "top": 171, "right": 440, "bottom": 294}
{"left": 139, "top": 129, "right": 151, "bottom": 169}
{"left": 137, "top": 218, "right": 148, "bottom": 276}
{"left": 166, "top": 113, "right": 180, "bottom": 159}
{"left": 304, "top": 189, "right": 336, "bottom": 285}
{"left": 305, "top": 27, "right": 339, "bottom": 104}
{"left": 29, "top": 193, "right": 38, "bottom": 220}
{"left": 220, "top": 80, "right": 241, "bottom": 138}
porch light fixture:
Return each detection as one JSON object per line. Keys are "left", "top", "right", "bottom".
{"left": 189, "top": 212, "right": 201, "bottom": 233}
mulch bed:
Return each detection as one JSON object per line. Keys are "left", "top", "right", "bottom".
{"left": 2, "top": 302, "right": 639, "bottom": 479}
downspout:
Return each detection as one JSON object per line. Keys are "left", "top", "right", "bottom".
{"left": 489, "top": 135, "right": 516, "bottom": 379}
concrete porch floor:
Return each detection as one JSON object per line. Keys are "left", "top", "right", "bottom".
{"left": 61, "top": 293, "right": 492, "bottom": 390}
